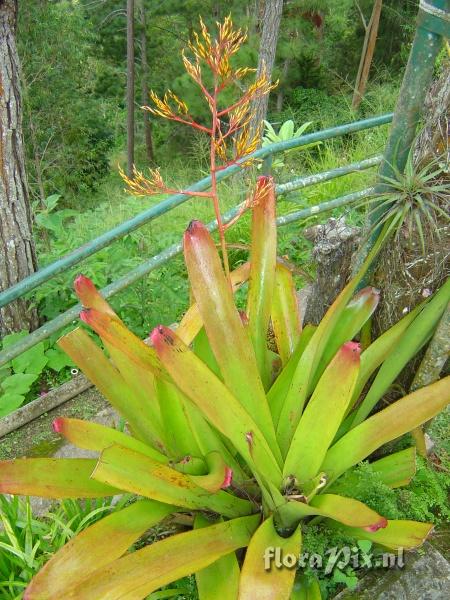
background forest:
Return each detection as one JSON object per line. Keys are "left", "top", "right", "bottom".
{"left": 19, "top": 0, "right": 415, "bottom": 204}
{"left": 0, "top": 0, "right": 430, "bottom": 407}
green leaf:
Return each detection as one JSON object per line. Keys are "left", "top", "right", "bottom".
{"left": 52, "top": 417, "right": 168, "bottom": 463}
{"left": 44, "top": 193, "right": 62, "bottom": 212}
{"left": 270, "top": 263, "right": 302, "bottom": 367}
{"left": 25, "top": 500, "right": 173, "bottom": 600}
{"left": 357, "top": 540, "right": 372, "bottom": 553}
{"left": 238, "top": 516, "right": 302, "bottom": 600}
{"left": 328, "top": 447, "right": 417, "bottom": 495}
{"left": 58, "top": 328, "right": 163, "bottom": 446}
{"left": 193, "top": 327, "right": 221, "bottom": 377}
{"left": 0, "top": 393, "right": 25, "bottom": 417}
{"left": 156, "top": 378, "right": 202, "bottom": 458}
{"left": 326, "top": 519, "right": 433, "bottom": 550}
{"left": 79, "top": 309, "right": 167, "bottom": 380}
{"left": 1, "top": 330, "right": 28, "bottom": 351}
{"left": 321, "top": 376, "right": 450, "bottom": 483}
{"left": 294, "top": 122, "right": 313, "bottom": 137}
{"left": 284, "top": 342, "right": 360, "bottom": 480}
{"left": 0, "top": 458, "right": 119, "bottom": 498}
{"left": 1, "top": 373, "right": 38, "bottom": 395}
{"left": 276, "top": 227, "right": 388, "bottom": 452}
{"left": 311, "top": 287, "right": 380, "bottom": 389}
{"left": 291, "top": 574, "right": 322, "bottom": 599}
{"left": 11, "top": 342, "right": 47, "bottom": 375}
{"left": 189, "top": 452, "right": 233, "bottom": 493}
{"left": 268, "top": 325, "right": 316, "bottom": 426}
{"left": 45, "top": 347, "right": 74, "bottom": 372}
{"left": 151, "top": 325, "right": 283, "bottom": 488}
{"left": 346, "top": 304, "right": 423, "bottom": 418}
{"left": 350, "top": 278, "right": 450, "bottom": 427}
{"left": 177, "top": 262, "right": 250, "bottom": 346}
{"left": 247, "top": 177, "right": 277, "bottom": 388}
{"left": 195, "top": 514, "right": 240, "bottom": 599}
{"left": 63, "top": 515, "right": 260, "bottom": 599}
{"left": 278, "top": 120, "right": 294, "bottom": 141}
{"left": 369, "top": 447, "right": 417, "bottom": 488}
{"left": 278, "top": 494, "right": 387, "bottom": 531}
{"left": 92, "top": 444, "right": 253, "bottom": 518}
{"left": 183, "top": 221, "right": 279, "bottom": 457}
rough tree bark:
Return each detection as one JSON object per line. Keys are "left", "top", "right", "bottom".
{"left": 373, "top": 63, "right": 449, "bottom": 338}
{"left": 352, "top": 0, "right": 383, "bottom": 110}
{"left": 249, "top": 0, "right": 283, "bottom": 138}
{"left": 126, "top": 0, "right": 135, "bottom": 176}
{"left": 301, "top": 218, "right": 360, "bottom": 326}
{"left": 0, "top": 0, "right": 39, "bottom": 336}
{"left": 414, "top": 63, "right": 450, "bottom": 168}
{"left": 138, "top": 0, "right": 154, "bottom": 164}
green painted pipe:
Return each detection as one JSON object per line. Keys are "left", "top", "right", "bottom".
{"left": 0, "top": 186, "right": 376, "bottom": 366}
{"left": 276, "top": 187, "right": 375, "bottom": 226}
{"left": 0, "top": 113, "right": 392, "bottom": 310}
{"left": 277, "top": 156, "right": 381, "bottom": 196}
{"left": 370, "top": 0, "right": 449, "bottom": 231}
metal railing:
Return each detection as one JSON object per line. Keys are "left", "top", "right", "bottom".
{"left": 0, "top": 113, "right": 392, "bottom": 367}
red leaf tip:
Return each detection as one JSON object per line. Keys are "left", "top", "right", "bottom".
{"left": 257, "top": 175, "right": 273, "bottom": 186}
{"left": 364, "top": 517, "right": 388, "bottom": 532}
{"left": 52, "top": 418, "right": 64, "bottom": 434}
{"left": 221, "top": 467, "right": 233, "bottom": 489}
{"left": 74, "top": 274, "right": 96, "bottom": 297}
{"left": 186, "top": 220, "right": 204, "bottom": 235}
{"left": 343, "top": 341, "right": 361, "bottom": 355}
{"left": 150, "top": 325, "right": 172, "bottom": 347}
{"left": 79, "top": 309, "right": 91, "bottom": 324}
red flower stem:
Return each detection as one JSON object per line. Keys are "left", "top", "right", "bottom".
{"left": 170, "top": 115, "right": 211, "bottom": 134}
{"left": 210, "top": 84, "right": 231, "bottom": 285}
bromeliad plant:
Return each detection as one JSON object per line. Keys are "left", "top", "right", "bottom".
{"left": 0, "top": 176, "right": 449, "bottom": 599}
{"left": 1, "top": 17, "right": 449, "bottom": 600}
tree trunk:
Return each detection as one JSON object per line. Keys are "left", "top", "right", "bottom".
{"left": 126, "top": 0, "right": 135, "bottom": 176}
{"left": 302, "top": 218, "right": 360, "bottom": 326}
{"left": 276, "top": 56, "right": 290, "bottom": 113}
{"left": 249, "top": 0, "right": 283, "bottom": 138}
{"left": 138, "top": 0, "right": 154, "bottom": 164}
{"left": 0, "top": 0, "right": 38, "bottom": 336}
{"left": 413, "top": 64, "right": 450, "bottom": 168}
{"left": 352, "top": 0, "right": 383, "bottom": 110}
{"left": 371, "top": 64, "right": 449, "bottom": 393}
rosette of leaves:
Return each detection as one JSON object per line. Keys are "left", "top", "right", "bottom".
{"left": 261, "top": 119, "right": 320, "bottom": 169}
{"left": 1, "top": 177, "right": 449, "bottom": 599}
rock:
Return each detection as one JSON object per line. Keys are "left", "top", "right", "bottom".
{"left": 334, "top": 542, "right": 450, "bottom": 599}
{"left": 29, "top": 405, "right": 120, "bottom": 516}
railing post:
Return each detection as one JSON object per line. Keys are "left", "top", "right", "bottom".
{"left": 378, "top": 0, "right": 449, "bottom": 180}
{"left": 364, "top": 0, "right": 449, "bottom": 268}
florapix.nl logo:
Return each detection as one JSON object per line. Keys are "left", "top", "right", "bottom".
{"left": 263, "top": 542, "right": 405, "bottom": 574}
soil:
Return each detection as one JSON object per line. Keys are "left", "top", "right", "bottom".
{"left": 0, "top": 387, "right": 109, "bottom": 460}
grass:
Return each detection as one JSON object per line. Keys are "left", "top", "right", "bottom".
{"left": 0, "top": 494, "right": 131, "bottom": 599}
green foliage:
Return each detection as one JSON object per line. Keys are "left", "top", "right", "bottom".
{"left": 330, "top": 456, "right": 450, "bottom": 526}
{"left": 0, "top": 495, "right": 127, "bottom": 600}
{"left": 367, "top": 152, "right": 449, "bottom": 253}
{"left": 261, "top": 119, "right": 319, "bottom": 169}
{"left": 18, "top": 0, "right": 115, "bottom": 203}
{"left": 0, "top": 333, "right": 73, "bottom": 418}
